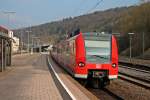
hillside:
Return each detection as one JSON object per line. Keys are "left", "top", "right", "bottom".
{"left": 14, "top": 3, "right": 150, "bottom": 59}
{"left": 115, "top": 2, "right": 150, "bottom": 59}
{"left": 14, "top": 6, "right": 128, "bottom": 42}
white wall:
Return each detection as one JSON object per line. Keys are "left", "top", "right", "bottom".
{"left": 12, "top": 36, "right": 20, "bottom": 53}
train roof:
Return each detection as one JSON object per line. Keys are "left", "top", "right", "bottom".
{"left": 67, "top": 28, "right": 113, "bottom": 41}
{"left": 83, "top": 32, "right": 112, "bottom": 41}
{"left": 68, "top": 28, "right": 80, "bottom": 38}
{"left": 82, "top": 32, "right": 112, "bottom": 36}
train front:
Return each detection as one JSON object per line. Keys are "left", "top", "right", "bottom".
{"left": 75, "top": 32, "right": 118, "bottom": 88}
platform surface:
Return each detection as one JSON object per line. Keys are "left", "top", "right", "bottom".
{"left": 0, "top": 54, "right": 62, "bottom": 100}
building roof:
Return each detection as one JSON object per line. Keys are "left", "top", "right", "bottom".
{"left": 0, "top": 25, "right": 9, "bottom": 33}
{"left": 0, "top": 25, "right": 13, "bottom": 40}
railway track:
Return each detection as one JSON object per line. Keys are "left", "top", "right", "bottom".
{"left": 89, "top": 65, "right": 150, "bottom": 99}
{"left": 119, "top": 62, "right": 150, "bottom": 89}
{"left": 119, "top": 62, "right": 150, "bottom": 71}
{"left": 119, "top": 71, "right": 150, "bottom": 83}
{"left": 119, "top": 65, "right": 150, "bottom": 73}
{"left": 88, "top": 87, "right": 124, "bottom": 100}
{"left": 102, "top": 88, "right": 124, "bottom": 100}
{"left": 119, "top": 72, "right": 150, "bottom": 90}
{"left": 49, "top": 54, "right": 150, "bottom": 99}
{"left": 89, "top": 67, "right": 150, "bottom": 99}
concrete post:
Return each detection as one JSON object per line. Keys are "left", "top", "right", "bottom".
{"left": 1, "top": 39, "right": 3, "bottom": 72}
{"left": 4, "top": 40, "right": 6, "bottom": 70}
{"left": 9, "top": 40, "right": 12, "bottom": 66}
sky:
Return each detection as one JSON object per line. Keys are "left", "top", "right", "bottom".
{"left": 0, "top": 0, "right": 139, "bottom": 29}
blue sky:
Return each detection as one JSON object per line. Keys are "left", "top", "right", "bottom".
{"left": 0, "top": 0, "right": 139, "bottom": 29}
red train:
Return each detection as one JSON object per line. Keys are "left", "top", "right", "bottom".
{"left": 51, "top": 30, "right": 118, "bottom": 88}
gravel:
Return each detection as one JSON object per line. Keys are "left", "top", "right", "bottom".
{"left": 105, "top": 79, "right": 150, "bottom": 100}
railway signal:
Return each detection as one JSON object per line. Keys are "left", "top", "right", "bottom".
{"left": 128, "top": 33, "right": 135, "bottom": 59}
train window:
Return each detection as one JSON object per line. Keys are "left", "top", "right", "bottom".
{"left": 65, "top": 42, "right": 71, "bottom": 55}
{"left": 85, "top": 40, "right": 111, "bottom": 64}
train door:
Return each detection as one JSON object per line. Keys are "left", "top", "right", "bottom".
{"left": 69, "top": 40, "right": 76, "bottom": 72}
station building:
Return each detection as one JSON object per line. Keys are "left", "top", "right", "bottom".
{"left": 0, "top": 26, "right": 12, "bottom": 72}
{"left": 12, "top": 36, "right": 19, "bottom": 53}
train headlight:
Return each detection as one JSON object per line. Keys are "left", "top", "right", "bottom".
{"left": 78, "top": 62, "right": 85, "bottom": 67}
{"left": 112, "top": 63, "right": 116, "bottom": 68}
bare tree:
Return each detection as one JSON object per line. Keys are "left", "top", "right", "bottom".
{"left": 140, "top": 0, "right": 150, "bottom": 3}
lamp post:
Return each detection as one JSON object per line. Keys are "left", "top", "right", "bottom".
{"left": 26, "top": 30, "right": 32, "bottom": 53}
{"left": 37, "top": 39, "right": 41, "bottom": 53}
{"left": 31, "top": 36, "right": 39, "bottom": 54}
{"left": 128, "top": 33, "right": 135, "bottom": 59}
{"left": 20, "top": 31, "right": 22, "bottom": 54}
{"left": 142, "top": 32, "right": 145, "bottom": 58}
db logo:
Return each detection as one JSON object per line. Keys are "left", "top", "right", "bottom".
{"left": 96, "top": 64, "right": 101, "bottom": 68}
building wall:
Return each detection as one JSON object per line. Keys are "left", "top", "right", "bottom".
{"left": 12, "top": 37, "right": 19, "bottom": 53}
{"left": 8, "top": 31, "right": 13, "bottom": 38}
{"left": 8, "top": 31, "right": 20, "bottom": 53}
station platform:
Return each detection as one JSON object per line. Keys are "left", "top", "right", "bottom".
{"left": 0, "top": 54, "right": 62, "bottom": 100}
{"left": 0, "top": 53, "right": 98, "bottom": 100}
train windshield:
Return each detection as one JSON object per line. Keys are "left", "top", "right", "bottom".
{"left": 83, "top": 33, "right": 111, "bottom": 63}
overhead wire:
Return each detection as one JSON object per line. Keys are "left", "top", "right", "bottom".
{"left": 69, "top": 0, "right": 104, "bottom": 32}
{"left": 86, "top": 0, "right": 103, "bottom": 14}
{"left": 72, "top": 0, "right": 104, "bottom": 16}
